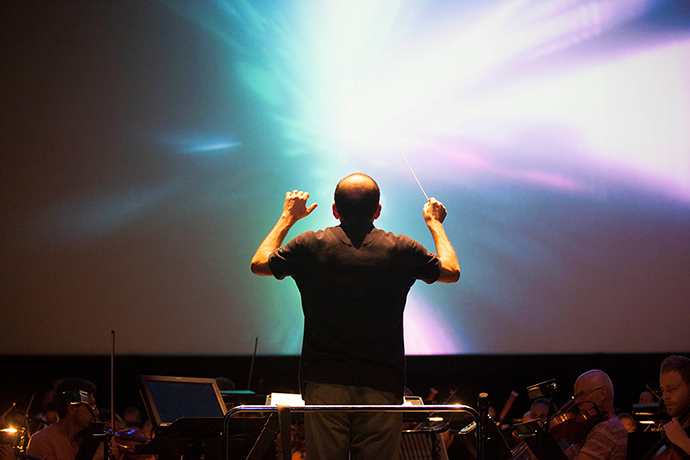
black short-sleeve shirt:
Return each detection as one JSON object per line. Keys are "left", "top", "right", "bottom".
{"left": 269, "top": 220, "right": 441, "bottom": 395}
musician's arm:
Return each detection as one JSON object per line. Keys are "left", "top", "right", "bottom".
{"left": 664, "top": 418, "right": 690, "bottom": 455}
{"left": 26, "top": 434, "right": 55, "bottom": 460}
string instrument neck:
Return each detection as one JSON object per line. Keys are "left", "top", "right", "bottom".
{"left": 642, "top": 404, "right": 690, "bottom": 460}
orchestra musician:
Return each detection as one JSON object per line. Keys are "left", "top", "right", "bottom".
{"left": 527, "top": 398, "right": 551, "bottom": 423}
{"left": 651, "top": 355, "right": 690, "bottom": 458}
{"left": 561, "top": 370, "right": 628, "bottom": 460}
{"left": 26, "top": 378, "right": 119, "bottom": 460}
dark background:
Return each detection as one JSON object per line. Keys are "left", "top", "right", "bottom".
{"left": 0, "top": 353, "right": 670, "bottom": 422}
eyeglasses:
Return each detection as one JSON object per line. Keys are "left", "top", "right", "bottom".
{"left": 583, "top": 387, "right": 604, "bottom": 396}
{"left": 573, "top": 387, "right": 604, "bottom": 403}
{"left": 69, "top": 401, "right": 98, "bottom": 411}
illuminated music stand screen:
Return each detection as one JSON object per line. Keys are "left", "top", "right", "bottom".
{"left": 140, "top": 375, "right": 228, "bottom": 428}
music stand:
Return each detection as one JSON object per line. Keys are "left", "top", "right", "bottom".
{"left": 514, "top": 419, "right": 568, "bottom": 460}
{"left": 135, "top": 417, "right": 270, "bottom": 460}
{"left": 221, "top": 391, "right": 268, "bottom": 409}
{"left": 139, "top": 375, "right": 228, "bottom": 432}
{"left": 138, "top": 375, "right": 271, "bottom": 460}
{"left": 455, "top": 417, "right": 512, "bottom": 460}
{"left": 401, "top": 429, "right": 449, "bottom": 460}
{"left": 74, "top": 422, "right": 108, "bottom": 460}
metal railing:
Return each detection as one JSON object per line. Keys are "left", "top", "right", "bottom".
{"left": 222, "top": 404, "right": 482, "bottom": 460}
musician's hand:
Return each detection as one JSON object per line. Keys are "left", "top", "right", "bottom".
{"left": 663, "top": 418, "right": 690, "bottom": 455}
{"left": 0, "top": 445, "right": 17, "bottom": 460}
{"left": 511, "top": 429, "right": 521, "bottom": 443}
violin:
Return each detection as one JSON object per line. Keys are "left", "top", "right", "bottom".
{"left": 107, "top": 427, "right": 156, "bottom": 460}
{"left": 508, "top": 397, "right": 606, "bottom": 460}
{"left": 74, "top": 424, "right": 152, "bottom": 459}
{"left": 549, "top": 405, "right": 607, "bottom": 445}
{"left": 111, "top": 428, "right": 151, "bottom": 452}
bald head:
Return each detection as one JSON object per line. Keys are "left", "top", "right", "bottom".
{"left": 574, "top": 369, "right": 615, "bottom": 414}
{"left": 334, "top": 173, "right": 381, "bottom": 221}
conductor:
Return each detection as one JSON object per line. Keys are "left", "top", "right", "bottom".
{"left": 251, "top": 172, "right": 460, "bottom": 460}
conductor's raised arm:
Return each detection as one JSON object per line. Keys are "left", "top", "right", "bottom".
{"left": 423, "top": 197, "right": 460, "bottom": 283}
{"left": 250, "top": 190, "right": 318, "bottom": 276}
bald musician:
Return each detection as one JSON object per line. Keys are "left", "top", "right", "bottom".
{"left": 655, "top": 355, "right": 690, "bottom": 457}
{"left": 563, "top": 370, "right": 627, "bottom": 460}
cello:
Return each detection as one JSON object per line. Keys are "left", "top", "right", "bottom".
{"left": 642, "top": 405, "right": 690, "bottom": 460}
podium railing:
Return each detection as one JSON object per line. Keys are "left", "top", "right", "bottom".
{"left": 222, "top": 404, "right": 482, "bottom": 460}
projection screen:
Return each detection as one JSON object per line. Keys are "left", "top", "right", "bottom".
{"left": 1, "top": 0, "right": 689, "bottom": 356}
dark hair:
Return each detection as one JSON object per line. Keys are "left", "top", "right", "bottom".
{"left": 53, "top": 378, "right": 97, "bottom": 418}
{"left": 334, "top": 173, "right": 380, "bottom": 220}
{"left": 660, "top": 355, "right": 690, "bottom": 386}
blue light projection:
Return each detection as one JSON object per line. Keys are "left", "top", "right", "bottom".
{"left": 162, "top": 0, "right": 690, "bottom": 354}
{"left": 2, "top": 0, "right": 689, "bottom": 356}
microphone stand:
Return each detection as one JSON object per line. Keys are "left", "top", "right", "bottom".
{"left": 73, "top": 402, "right": 113, "bottom": 460}
{"left": 477, "top": 392, "right": 489, "bottom": 460}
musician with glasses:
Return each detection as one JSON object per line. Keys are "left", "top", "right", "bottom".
{"left": 651, "top": 355, "right": 690, "bottom": 458}
{"left": 562, "top": 370, "right": 627, "bottom": 460}
{"left": 26, "top": 378, "right": 118, "bottom": 460}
